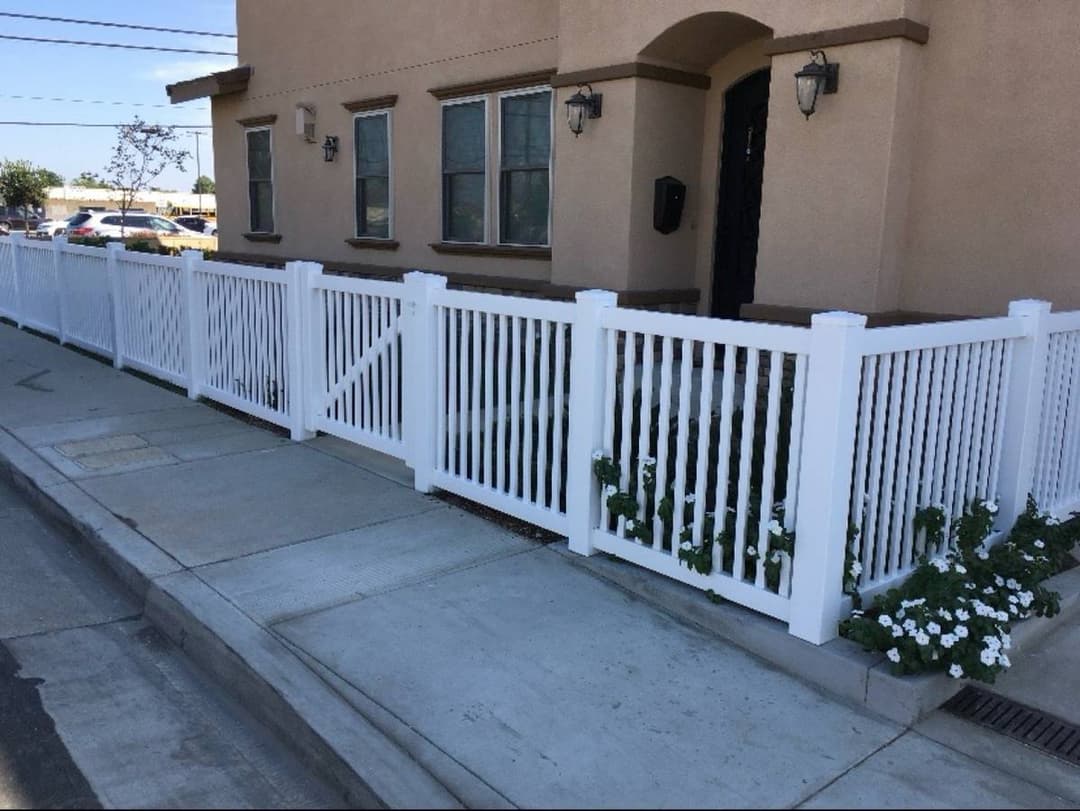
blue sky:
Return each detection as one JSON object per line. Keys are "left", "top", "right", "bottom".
{"left": 0, "top": 0, "right": 236, "bottom": 191}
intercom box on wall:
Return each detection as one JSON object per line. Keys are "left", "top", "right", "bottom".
{"left": 653, "top": 175, "right": 686, "bottom": 234}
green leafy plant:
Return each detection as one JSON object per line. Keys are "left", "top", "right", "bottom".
{"left": 841, "top": 497, "right": 1078, "bottom": 684}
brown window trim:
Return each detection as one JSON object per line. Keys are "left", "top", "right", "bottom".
{"left": 237, "top": 114, "right": 277, "bottom": 127}
{"left": 342, "top": 94, "right": 399, "bottom": 113}
{"left": 429, "top": 242, "right": 551, "bottom": 260}
{"left": 550, "top": 62, "right": 710, "bottom": 90}
{"left": 242, "top": 232, "right": 282, "bottom": 243}
{"left": 762, "top": 18, "right": 929, "bottom": 56}
{"left": 345, "top": 237, "right": 399, "bottom": 251}
{"left": 428, "top": 69, "right": 555, "bottom": 100}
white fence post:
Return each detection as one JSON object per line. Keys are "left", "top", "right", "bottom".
{"left": 10, "top": 232, "right": 25, "bottom": 328}
{"left": 53, "top": 236, "right": 69, "bottom": 344}
{"left": 180, "top": 249, "right": 204, "bottom": 400}
{"left": 402, "top": 271, "right": 448, "bottom": 493}
{"left": 996, "top": 299, "right": 1052, "bottom": 527}
{"left": 106, "top": 242, "right": 125, "bottom": 368}
{"left": 286, "top": 260, "right": 318, "bottom": 442}
{"left": 789, "top": 311, "right": 867, "bottom": 644}
{"left": 566, "top": 289, "right": 618, "bottom": 556}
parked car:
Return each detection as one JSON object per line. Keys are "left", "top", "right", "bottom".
{"left": 0, "top": 221, "right": 9, "bottom": 235}
{"left": 36, "top": 213, "right": 90, "bottom": 237}
{"left": 68, "top": 211, "right": 216, "bottom": 250}
{"left": 174, "top": 215, "right": 218, "bottom": 236}
{"left": 0, "top": 205, "right": 45, "bottom": 233}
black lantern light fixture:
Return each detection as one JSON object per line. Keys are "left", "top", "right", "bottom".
{"left": 794, "top": 50, "right": 839, "bottom": 119}
{"left": 565, "top": 84, "right": 602, "bottom": 136}
{"left": 322, "top": 135, "right": 339, "bottom": 162}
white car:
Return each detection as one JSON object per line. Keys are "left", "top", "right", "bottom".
{"left": 68, "top": 211, "right": 203, "bottom": 240}
{"left": 36, "top": 213, "right": 86, "bottom": 237}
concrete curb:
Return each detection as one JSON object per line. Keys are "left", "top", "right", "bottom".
{"left": 553, "top": 544, "right": 1080, "bottom": 726}
{"left": 0, "top": 428, "right": 463, "bottom": 810}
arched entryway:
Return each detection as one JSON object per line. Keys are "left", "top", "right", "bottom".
{"left": 711, "top": 68, "right": 770, "bottom": 318}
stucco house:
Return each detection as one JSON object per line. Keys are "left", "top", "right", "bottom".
{"left": 167, "top": 0, "right": 1080, "bottom": 323}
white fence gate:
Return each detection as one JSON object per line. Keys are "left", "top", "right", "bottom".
{"left": 1, "top": 233, "right": 1077, "bottom": 645}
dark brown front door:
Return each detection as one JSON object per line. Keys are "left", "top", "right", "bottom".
{"left": 711, "top": 68, "right": 770, "bottom": 319}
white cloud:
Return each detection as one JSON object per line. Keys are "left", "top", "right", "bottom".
{"left": 142, "top": 60, "right": 238, "bottom": 84}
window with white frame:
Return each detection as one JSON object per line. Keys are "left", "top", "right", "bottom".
{"left": 441, "top": 98, "right": 487, "bottom": 243}
{"left": 498, "top": 88, "right": 551, "bottom": 246}
{"left": 354, "top": 110, "right": 391, "bottom": 239}
{"left": 245, "top": 127, "right": 274, "bottom": 233}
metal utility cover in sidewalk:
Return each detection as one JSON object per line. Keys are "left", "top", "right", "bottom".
{"left": 943, "top": 685, "right": 1080, "bottom": 766}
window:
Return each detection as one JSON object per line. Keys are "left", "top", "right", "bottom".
{"left": 441, "top": 99, "right": 486, "bottom": 243}
{"left": 353, "top": 111, "right": 391, "bottom": 238}
{"left": 498, "top": 89, "right": 551, "bottom": 246}
{"left": 246, "top": 127, "right": 274, "bottom": 233}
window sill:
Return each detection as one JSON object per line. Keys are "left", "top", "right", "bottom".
{"left": 242, "top": 232, "right": 282, "bottom": 243}
{"left": 345, "top": 237, "right": 399, "bottom": 251}
{"left": 429, "top": 242, "right": 551, "bottom": 260}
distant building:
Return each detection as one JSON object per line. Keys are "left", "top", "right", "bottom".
{"left": 45, "top": 187, "right": 217, "bottom": 219}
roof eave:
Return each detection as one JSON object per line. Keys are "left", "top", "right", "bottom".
{"left": 166, "top": 65, "right": 252, "bottom": 104}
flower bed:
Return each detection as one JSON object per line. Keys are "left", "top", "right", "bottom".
{"left": 842, "top": 498, "right": 1079, "bottom": 684}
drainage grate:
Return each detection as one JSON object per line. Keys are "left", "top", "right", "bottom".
{"left": 942, "top": 685, "right": 1080, "bottom": 767}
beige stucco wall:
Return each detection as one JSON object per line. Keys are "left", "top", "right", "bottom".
{"left": 208, "top": 0, "right": 1080, "bottom": 317}
{"left": 899, "top": 1, "right": 1080, "bottom": 315}
{"left": 216, "top": 0, "right": 557, "bottom": 281}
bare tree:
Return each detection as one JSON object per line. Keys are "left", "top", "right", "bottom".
{"left": 104, "top": 117, "right": 190, "bottom": 236}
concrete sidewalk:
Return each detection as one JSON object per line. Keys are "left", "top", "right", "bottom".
{"left": 1, "top": 322, "right": 1076, "bottom": 809}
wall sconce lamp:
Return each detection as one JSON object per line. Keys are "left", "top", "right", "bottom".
{"left": 565, "top": 84, "right": 602, "bottom": 136}
{"left": 322, "top": 135, "right": 339, "bottom": 162}
{"left": 794, "top": 50, "right": 839, "bottom": 119}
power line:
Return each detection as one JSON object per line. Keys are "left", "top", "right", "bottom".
{"left": 0, "top": 93, "right": 208, "bottom": 111}
{"left": 0, "top": 11, "right": 236, "bottom": 38}
{"left": 0, "top": 121, "right": 211, "bottom": 128}
{"left": 0, "top": 34, "right": 236, "bottom": 56}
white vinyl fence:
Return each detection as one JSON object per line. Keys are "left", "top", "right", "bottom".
{"left": 1, "top": 233, "right": 1077, "bottom": 644}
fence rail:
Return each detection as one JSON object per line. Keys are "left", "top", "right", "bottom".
{"left": 0, "top": 233, "right": 1076, "bottom": 646}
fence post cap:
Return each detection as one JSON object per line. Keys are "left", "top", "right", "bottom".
{"left": 575, "top": 289, "right": 617, "bottom": 306}
{"left": 9, "top": 231, "right": 25, "bottom": 242}
{"left": 403, "top": 270, "right": 448, "bottom": 287}
{"left": 810, "top": 310, "right": 867, "bottom": 328}
{"left": 1007, "top": 299, "right": 1051, "bottom": 316}
{"left": 105, "top": 240, "right": 124, "bottom": 252}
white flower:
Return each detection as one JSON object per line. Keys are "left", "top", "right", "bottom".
{"left": 965, "top": 582, "right": 977, "bottom": 590}
{"left": 1006, "top": 578, "right": 1019, "bottom": 590}
{"left": 998, "top": 653, "right": 1011, "bottom": 668}
{"left": 1009, "top": 604, "right": 1018, "bottom": 615}
{"left": 982, "top": 499, "right": 999, "bottom": 514}
{"left": 766, "top": 519, "right": 784, "bottom": 537}
{"left": 852, "top": 609, "right": 865, "bottom": 617}
{"left": 953, "top": 563, "right": 968, "bottom": 574}
{"left": 1018, "top": 591, "right": 1034, "bottom": 608}
{"left": 770, "top": 551, "right": 783, "bottom": 563}
{"left": 955, "top": 608, "right": 970, "bottom": 622}
{"left": 591, "top": 450, "right": 605, "bottom": 461}
{"left": 938, "top": 609, "right": 953, "bottom": 621}
{"left": 983, "top": 635, "right": 1001, "bottom": 651}
{"left": 1046, "top": 516, "right": 1061, "bottom": 526}
{"left": 1008, "top": 594, "right": 1018, "bottom": 604}
{"left": 955, "top": 625, "right": 969, "bottom": 639}
{"left": 886, "top": 648, "right": 901, "bottom": 663}
{"left": 908, "top": 626, "right": 920, "bottom": 638}
{"left": 602, "top": 484, "right": 617, "bottom": 497}
{"left": 903, "top": 618, "right": 917, "bottom": 632}
{"left": 977, "top": 548, "right": 990, "bottom": 561}
{"left": 626, "top": 519, "right": 637, "bottom": 531}
{"left": 684, "top": 493, "right": 696, "bottom": 505}
{"left": 996, "top": 611, "right": 1009, "bottom": 622}
{"left": 1034, "top": 539, "right": 1045, "bottom": 549}
{"left": 931, "top": 558, "right": 951, "bottom": 574}
{"left": 1022, "top": 553, "right": 1035, "bottom": 562}
{"left": 1001, "top": 633, "right": 1012, "bottom": 650}
{"left": 980, "top": 648, "right": 998, "bottom": 666}
{"left": 891, "top": 625, "right": 904, "bottom": 638}
{"left": 849, "top": 561, "right": 863, "bottom": 577}
{"left": 679, "top": 541, "right": 692, "bottom": 551}
{"left": 915, "top": 631, "right": 931, "bottom": 646}
{"left": 949, "top": 663, "right": 965, "bottom": 678}
{"left": 983, "top": 586, "right": 997, "bottom": 595}
{"left": 994, "top": 575, "right": 1005, "bottom": 587}
{"left": 745, "top": 546, "right": 757, "bottom": 557}
{"left": 926, "top": 622, "right": 941, "bottom": 635}
{"left": 941, "top": 633, "right": 957, "bottom": 648}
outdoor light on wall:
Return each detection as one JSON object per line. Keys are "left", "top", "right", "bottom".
{"left": 322, "top": 135, "right": 339, "bottom": 162}
{"left": 794, "top": 50, "right": 839, "bottom": 119}
{"left": 565, "top": 84, "right": 602, "bottom": 136}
